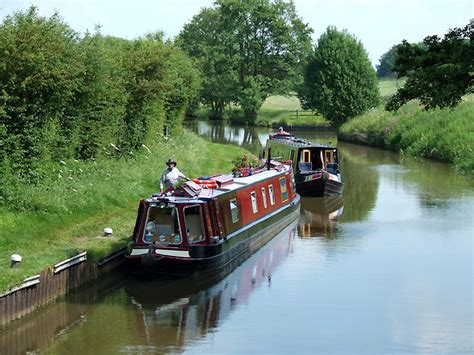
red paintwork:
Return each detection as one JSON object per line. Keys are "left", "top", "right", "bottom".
{"left": 237, "top": 173, "right": 294, "bottom": 226}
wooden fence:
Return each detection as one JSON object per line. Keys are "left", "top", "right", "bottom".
{"left": 289, "top": 110, "right": 319, "bottom": 120}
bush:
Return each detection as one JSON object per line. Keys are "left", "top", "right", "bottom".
{"left": 298, "top": 26, "right": 379, "bottom": 126}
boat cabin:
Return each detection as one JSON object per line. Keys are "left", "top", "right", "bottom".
{"left": 266, "top": 136, "right": 339, "bottom": 174}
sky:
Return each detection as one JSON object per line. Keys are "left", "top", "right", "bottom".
{"left": 0, "top": 0, "right": 472, "bottom": 66}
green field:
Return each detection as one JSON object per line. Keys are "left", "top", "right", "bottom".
{"left": 256, "top": 95, "right": 328, "bottom": 126}
{"left": 0, "top": 131, "right": 249, "bottom": 292}
{"left": 378, "top": 77, "right": 406, "bottom": 98}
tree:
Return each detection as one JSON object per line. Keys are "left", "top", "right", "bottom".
{"left": 177, "top": 8, "right": 238, "bottom": 119}
{"left": 386, "top": 20, "right": 473, "bottom": 111}
{"left": 376, "top": 44, "right": 400, "bottom": 78}
{"left": 178, "top": 0, "right": 313, "bottom": 120}
{"left": 298, "top": 27, "right": 379, "bottom": 126}
{"left": 0, "top": 7, "right": 83, "bottom": 179}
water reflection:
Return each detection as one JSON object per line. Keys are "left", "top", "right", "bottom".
{"left": 186, "top": 120, "right": 269, "bottom": 154}
{"left": 337, "top": 143, "right": 380, "bottom": 222}
{"left": 2, "top": 219, "right": 297, "bottom": 354}
{"left": 186, "top": 120, "right": 338, "bottom": 156}
{"left": 123, "top": 219, "right": 297, "bottom": 353}
{"left": 3, "top": 122, "right": 473, "bottom": 354}
{"left": 299, "top": 196, "right": 344, "bottom": 237}
{"left": 0, "top": 273, "right": 126, "bottom": 355}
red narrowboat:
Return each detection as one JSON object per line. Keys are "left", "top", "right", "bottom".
{"left": 125, "top": 161, "right": 300, "bottom": 275}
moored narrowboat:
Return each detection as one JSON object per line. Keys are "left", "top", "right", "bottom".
{"left": 126, "top": 160, "right": 300, "bottom": 275}
{"left": 266, "top": 130, "right": 343, "bottom": 197}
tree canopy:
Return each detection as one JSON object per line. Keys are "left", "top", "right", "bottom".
{"left": 0, "top": 7, "right": 200, "bottom": 204}
{"left": 298, "top": 27, "right": 379, "bottom": 126}
{"left": 376, "top": 44, "right": 401, "bottom": 78}
{"left": 386, "top": 20, "right": 473, "bottom": 111}
{"left": 178, "top": 0, "right": 313, "bottom": 119}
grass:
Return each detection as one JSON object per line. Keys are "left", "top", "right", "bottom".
{"left": 378, "top": 77, "right": 406, "bottom": 98}
{"left": 256, "top": 95, "right": 329, "bottom": 126}
{"left": 192, "top": 95, "right": 329, "bottom": 126}
{"left": 339, "top": 89, "right": 474, "bottom": 174}
{"left": 0, "top": 130, "right": 249, "bottom": 292}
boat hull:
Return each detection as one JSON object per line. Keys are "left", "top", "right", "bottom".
{"left": 126, "top": 194, "right": 300, "bottom": 275}
{"left": 295, "top": 172, "right": 343, "bottom": 197}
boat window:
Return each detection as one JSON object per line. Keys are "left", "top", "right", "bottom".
{"left": 230, "top": 198, "right": 239, "bottom": 223}
{"left": 143, "top": 206, "right": 182, "bottom": 245}
{"left": 251, "top": 191, "right": 258, "bottom": 213}
{"left": 280, "top": 177, "right": 288, "bottom": 202}
{"left": 302, "top": 149, "right": 311, "bottom": 162}
{"left": 184, "top": 205, "right": 205, "bottom": 244}
{"left": 325, "top": 150, "right": 333, "bottom": 164}
{"left": 268, "top": 184, "right": 275, "bottom": 205}
{"left": 261, "top": 187, "right": 267, "bottom": 209}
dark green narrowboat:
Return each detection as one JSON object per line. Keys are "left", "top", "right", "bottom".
{"left": 265, "top": 130, "right": 343, "bottom": 197}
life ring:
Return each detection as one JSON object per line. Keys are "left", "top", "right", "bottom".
{"left": 193, "top": 179, "right": 218, "bottom": 189}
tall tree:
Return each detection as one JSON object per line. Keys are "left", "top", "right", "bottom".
{"left": 386, "top": 20, "right": 473, "bottom": 111}
{"left": 178, "top": 0, "right": 313, "bottom": 119}
{"left": 298, "top": 27, "right": 379, "bottom": 126}
{"left": 376, "top": 44, "right": 400, "bottom": 78}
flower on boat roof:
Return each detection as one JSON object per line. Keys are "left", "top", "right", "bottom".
{"left": 232, "top": 153, "right": 262, "bottom": 172}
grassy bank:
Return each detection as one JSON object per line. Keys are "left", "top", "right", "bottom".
{"left": 339, "top": 80, "right": 474, "bottom": 174}
{"left": 0, "top": 131, "right": 249, "bottom": 292}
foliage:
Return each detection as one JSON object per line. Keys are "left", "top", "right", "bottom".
{"left": 231, "top": 153, "right": 262, "bottom": 174}
{"left": 298, "top": 27, "right": 379, "bottom": 126}
{"left": 386, "top": 20, "right": 473, "bottom": 111}
{"left": 73, "top": 32, "right": 128, "bottom": 160}
{"left": 0, "top": 7, "right": 201, "bottom": 208}
{"left": 178, "top": 0, "right": 313, "bottom": 119}
{"left": 339, "top": 92, "right": 474, "bottom": 174}
{"left": 376, "top": 44, "right": 401, "bottom": 78}
{"left": 0, "top": 7, "right": 84, "bottom": 182}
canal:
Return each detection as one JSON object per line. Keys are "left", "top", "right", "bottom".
{"left": 1, "top": 122, "right": 473, "bottom": 354}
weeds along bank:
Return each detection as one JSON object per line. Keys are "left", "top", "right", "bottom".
{"left": 339, "top": 96, "right": 474, "bottom": 175}
{"left": 0, "top": 130, "right": 248, "bottom": 292}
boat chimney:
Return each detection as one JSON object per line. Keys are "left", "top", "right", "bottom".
{"left": 267, "top": 148, "right": 272, "bottom": 170}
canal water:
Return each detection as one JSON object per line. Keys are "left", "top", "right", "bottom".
{"left": 1, "top": 122, "right": 473, "bottom": 354}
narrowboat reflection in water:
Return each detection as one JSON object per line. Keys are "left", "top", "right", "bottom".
{"left": 125, "top": 219, "right": 298, "bottom": 353}
{"left": 298, "top": 196, "right": 344, "bottom": 237}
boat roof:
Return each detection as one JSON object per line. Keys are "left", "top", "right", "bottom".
{"left": 269, "top": 135, "right": 336, "bottom": 149}
{"left": 146, "top": 165, "right": 289, "bottom": 203}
